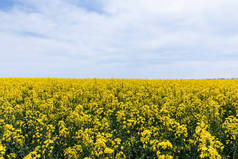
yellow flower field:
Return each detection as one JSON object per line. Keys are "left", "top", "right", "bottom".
{"left": 0, "top": 78, "right": 238, "bottom": 159}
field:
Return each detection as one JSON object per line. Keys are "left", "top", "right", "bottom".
{"left": 0, "top": 78, "right": 238, "bottom": 159}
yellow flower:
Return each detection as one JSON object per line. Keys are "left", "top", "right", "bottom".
{"left": 104, "top": 147, "right": 114, "bottom": 154}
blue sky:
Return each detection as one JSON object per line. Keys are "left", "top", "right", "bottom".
{"left": 0, "top": 0, "right": 15, "bottom": 10}
{"left": 0, "top": 0, "right": 238, "bottom": 79}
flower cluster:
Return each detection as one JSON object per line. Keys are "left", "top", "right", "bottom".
{"left": 0, "top": 78, "right": 237, "bottom": 158}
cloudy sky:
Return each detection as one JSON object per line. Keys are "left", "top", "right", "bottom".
{"left": 0, "top": 0, "right": 238, "bottom": 79}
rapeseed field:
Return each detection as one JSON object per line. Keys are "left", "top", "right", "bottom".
{"left": 0, "top": 78, "right": 237, "bottom": 159}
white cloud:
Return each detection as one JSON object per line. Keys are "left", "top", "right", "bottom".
{"left": 0, "top": 0, "right": 238, "bottom": 78}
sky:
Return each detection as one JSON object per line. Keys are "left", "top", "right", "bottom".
{"left": 0, "top": 0, "right": 238, "bottom": 79}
